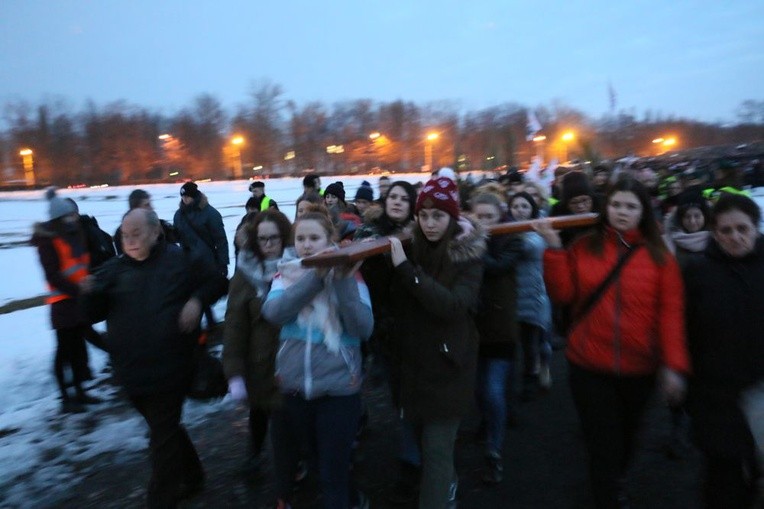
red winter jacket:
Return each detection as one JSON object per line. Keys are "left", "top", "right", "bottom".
{"left": 544, "top": 227, "right": 689, "bottom": 376}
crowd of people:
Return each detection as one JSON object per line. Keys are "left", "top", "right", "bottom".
{"left": 32, "top": 155, "right": 764, "bottom": 509}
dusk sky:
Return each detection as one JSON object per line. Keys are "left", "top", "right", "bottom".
{"left": 1, "top": 1, "right": 762, "bottom": 124}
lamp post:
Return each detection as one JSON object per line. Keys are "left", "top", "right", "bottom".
{"left": 19, "top": 148, "right": 34, "bottom": 186}
{"left": 231, "top": 136, "right": 244, "bottom": 178}
{"left": 424, "top": 132, "right": 439, "bottom": 172}
{"left": 652, "top": 136, "right": 677, "bottom": 155}
{"left": 561, "top": 131, "right": 575, "bottom": 162}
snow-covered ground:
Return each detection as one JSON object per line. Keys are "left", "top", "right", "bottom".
{"left": 0, "top": 174, "right": 428, "bottom": 507}
{"left": 0, "top": 175, "right": 762, "bottom": 507}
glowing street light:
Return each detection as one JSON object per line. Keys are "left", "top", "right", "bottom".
{"left": 19, "top": 148, "right": 35, "bottom": 186}
{"left": 424, "top": 132, "right": 439, "bottom": 172}
{"left": 227, "top": 135, "right": 245, "bottom": 178}
{"left": 369, "top": 132, "right": 381, "bottom": 140}
{"left": 560, "top": 131, "right": 575, "bottom": 162}
{"left": 158, "top": 133, "right": 171, "bottom": 141}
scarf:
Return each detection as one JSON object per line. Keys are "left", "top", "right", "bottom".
{"left": 276, "top": 251, "right": 343, "bottom": 353}
{"left": 664, "top": 230, "right": 710, "bottom": 255}
{"left": 236, "top": 249, "right": 279, "bottom": 298}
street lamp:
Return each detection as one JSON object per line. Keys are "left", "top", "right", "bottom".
{"left": 369, "top": 132, "right": 381, "bottom": 140}
{"left": 424, "top": 132, "right": 439, "bottom": 172}
{"left": 230, "top": 136, "right": 245, "bottom": 178}
{"left": 652, "top": 136, "right": 677, "bottom": 154}
{"left": 561, "top": 131, "right": 575, "bottom": 162}
{"left": 19, "top": 148, "right": 35, "bottom": 186}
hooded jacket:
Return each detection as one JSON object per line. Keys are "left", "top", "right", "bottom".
{"left": 173, "top": 193, "right": 229, "bottom": 274}
{"left": 544, "top": 227, "right": 689, "bottom": 376}
{"left": 684, "top": 236, "right": 764, "bottom": 458}
{"left": 390, "top": 217, "right": 486, "bottom": 422}
{"left": 82, "top": 240, "right": 227, "bottom": 396}
{"left": 261, "top": 249, "right": 373, "bottom": 400}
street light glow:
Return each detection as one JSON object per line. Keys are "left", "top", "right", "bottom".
{"left": 561, "top": 131, "right": 575, "bottom": 142}
{"left": 158, "top": 134, "right": 171, "bottom": 140}
{"left": 663, "top": 137, "right": 677, "bottom": 147}
{"left": 532, "top": 135, "right": 547, "bottom": 142}
{"left": 19, "top": 148, "right": 33, "bottom": 156}
{"left": 427, "top": 132, "right": 439, "bottom": 141}
{"left": 369, "top": 132, "right": 381, "bottom": 140}
{"left": 652, "top": 138, "right": 665, "bottom": 144}
{"left": 231, "top": 136, "right": 244, "bottom": 145}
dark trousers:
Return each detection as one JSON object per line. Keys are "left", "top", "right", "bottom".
{"left": 248, "top": 406, "right": 269, "bottom": 456}
{"left": 568, "top": 363, "right": 655, "bottom": 509}
{"left": 54, "top": 325, "right": 91, "bottom": 398}
{"left": 270, "top": 393, "right": 361, "bottom": 509}
{"left": 129, "top": 391, "right": 204, "bottom": 509}
{"left": 703, "top": 453, "right": 758, "bottom": 509}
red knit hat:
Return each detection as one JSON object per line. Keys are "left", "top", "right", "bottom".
{"left": 415, "top": 177, "right": 460, "bottom": 219}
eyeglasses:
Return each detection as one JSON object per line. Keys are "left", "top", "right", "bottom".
{"left": 257, "top": 235, "right": 282, "bottom": 245}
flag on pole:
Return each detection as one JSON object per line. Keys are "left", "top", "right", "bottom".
{"left": 608, "top": 82, "right": 617, "bottom": 112}
{"left": 526, "top": 110, "right": 542, "bottom": 141}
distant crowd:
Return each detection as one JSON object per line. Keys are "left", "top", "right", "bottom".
{"left": 31, "top": 153, "right": 764, "bottom": 509}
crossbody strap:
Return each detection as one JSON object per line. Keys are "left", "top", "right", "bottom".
{"left": 569, "top": 245, "right": 642, "bottom": 332}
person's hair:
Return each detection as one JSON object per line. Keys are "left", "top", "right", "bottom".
{"left": 471, "top": 191, "right": 506, "bottom": 218}
{"left": 710, "top": 193, "right": 761, "bottom": 229}
{"left": 293, "top": 211, "right": 336, "bottom": 245}
{"left": 411, "top": 212, "right": 459, "bottom": 284}
{"left": 508, "top": 191, "right": 540, "bottom": 220}
{"left": 302, "top": 174, "right": 321, "bottom": 189}
{"left": 521, "top": 181, "right": 549, "bottom": 204}
{"left": 295, "top": 192, "right": 324, "bottom": 217}
{"left": 128, "top": 189, "right": 150, "bottom": 210}
{"left": 675, "top": 196, "right": 710, "bottom": 233}
{"left": 588, "top": 174, "right": 667, "bottom": 264}
{"left": 244, "top": 209, "right": 293, "bottom": 257}
{"left": 376, "top": 181, "right": 417, "bottom": 234}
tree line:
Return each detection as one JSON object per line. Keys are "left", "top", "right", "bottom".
{"left": 2, "top": 81, "right": 763, "bottom": 186}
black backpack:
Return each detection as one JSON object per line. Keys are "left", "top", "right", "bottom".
{"left": 80, "top": 215, "right": 116, "bottom": 269}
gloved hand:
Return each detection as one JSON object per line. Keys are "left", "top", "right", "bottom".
{"left": 228, "top": 376, "right": 248, "bottom": 402}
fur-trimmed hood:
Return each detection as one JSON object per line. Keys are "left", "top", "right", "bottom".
{"left": 178, "top": 192, "right": 210, "bottom": 211}
{"left": 446, "top": 216, "right": 487, "bottom": 264}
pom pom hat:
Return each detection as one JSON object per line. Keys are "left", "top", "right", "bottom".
{"left": 45, "top": 187, "right": 77, "bottom": 220}
{"left": 415, "top": 177, "right": 460, "bottom": 219}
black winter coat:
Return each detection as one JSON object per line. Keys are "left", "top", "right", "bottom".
{"left": 390, "top": 219, "right": 486, "bottom": 422}
{"left": 684, "top": 236, "right": 764, "bottom": 458}
{"left": 475, "top": 233, "right": 523, "bottom": 359}
{"left": 173, "top": 193, "right": 229, "bottom": 275}
{"left": 83, "top": 241, "right": 227, "bottom": 396}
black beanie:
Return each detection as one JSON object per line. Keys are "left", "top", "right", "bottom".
{"left": 354, "top": 181, "right": 374, "bottom": 202}
{"left": 180, "top": 181, "right": 200, "bottom": 199}
{"left": 561, "top": 171, "right": 594, "bottom": 205}
{"left": 325, "top": 181, "right": 346, "bottom": 203}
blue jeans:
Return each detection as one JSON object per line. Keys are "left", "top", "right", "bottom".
{"left": 476, "top": 357, "right": 513, "bottom": 454}
{"left": 270, "top": 393, "right": 361, "bottom": 509}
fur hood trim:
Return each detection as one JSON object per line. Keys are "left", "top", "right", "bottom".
{"left": 178, "top": 192, "right": 209, "bottom": 210}
{"left": 447, "top": 216, "right": 487, "bottom": 264}
{"left": 362, "top": 203, "right": 384, "bottom": 224}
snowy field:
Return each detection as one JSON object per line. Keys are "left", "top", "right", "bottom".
{"left": 0, "top": 174, "right": 428, "bottom": 507}
{"left": 0, "top": 175, "right": 762, "bottom": 507}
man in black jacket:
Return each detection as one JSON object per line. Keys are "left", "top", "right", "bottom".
{"left": 83, "top": 208, "right": 227, "bottom": 508}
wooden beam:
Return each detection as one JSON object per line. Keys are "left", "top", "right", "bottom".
{"left": 301, "top": 213, "right": 599, "bottom": 267}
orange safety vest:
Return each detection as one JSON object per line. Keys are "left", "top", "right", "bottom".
{"left": 46, "top": 237, "right": 90, "bottom": 304}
